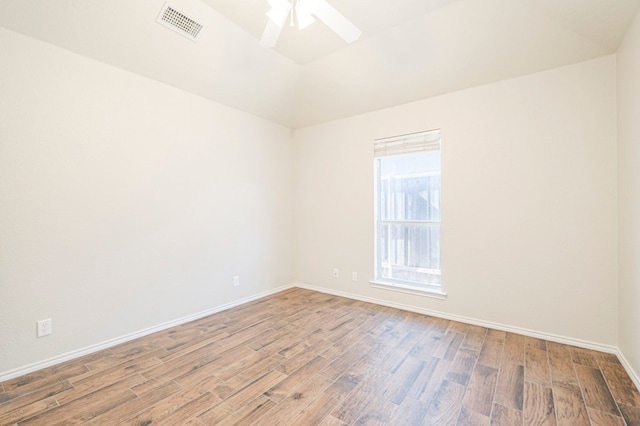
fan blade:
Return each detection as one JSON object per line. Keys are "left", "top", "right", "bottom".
{"left": 260, "top": 1, "right": 291, "bottom": 47}
{"left": 312, "top": 0, "right": 361, "bottom": 43}
{"left": 260, "top": 17, "right": 285, "bottom": 47}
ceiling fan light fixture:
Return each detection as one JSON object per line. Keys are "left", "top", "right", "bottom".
{"left": 296, "top": 12, "right": 316, "bottom": 30}
{"left": 296, "top": 0, "right": 319, "bottom": 29}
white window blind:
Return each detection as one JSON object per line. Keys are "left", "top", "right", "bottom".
{"left": 374, "top": 129, "right": 441, "bottom": 158}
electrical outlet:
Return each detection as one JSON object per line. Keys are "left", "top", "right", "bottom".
{"left": 352, "top": 272, "right": 358, "bottom": 282}
{"left": 332, "top": 268, "right": 339, "bottom": 278}
{"left": 37, "top": 319, "right": 52, "bottom": 338}
{"left": 233, "top": 276, "right": 240, "bottom": 287}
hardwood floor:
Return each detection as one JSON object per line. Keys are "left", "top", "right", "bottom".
{"left": 1, "top": 288, "right": 639, "bottom": 425}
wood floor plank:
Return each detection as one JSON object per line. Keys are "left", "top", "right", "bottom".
{"left": 209, "top": 347, "right": 264, "bottom": 383}
{"left": 592, "top": 351, "right": 621, "bottom": 368}
{"left": 84, "top": 380, "right": 182, "bottom": 425}
{"left": 503, "top": 333, "right": 525, "bottom": 365}
{"left": 569, "top": 347, "right": 599, "bottom": 368}
{"left": 214, "top": 322, "right": 275, "bottom": 355}
{"left": 320, "top": 344, "right": 370, "bottom": 381}
{"left": 525, "top": 337, "right": 548, "bottom": 352}
{"left": 457, "top": 405, "right": 490, "bottom": 425}
{"left": 434, "top": 331, "right": 465, "bottom": 361}
{"left": 264, "top": 355, "right": 330, "bottom": 403}
{"left": 494, "top": 362, "right": 524, "bottom": 411}
{"left": 209, "top": 395, "right": 274, "bottom": 426}
{"left": 487, "top": 329, "right": 506, "bottom": 339}
{"left": 587, "top": 407, "right": 626, "bottom": 426}
{"left": 153, "top": 391, "right": 219, "bottom": 426}
{"left": 288, "top": 392, "right": 338, "bottom": 426}
{"left": 490, "top": 403, "right": 523, "bottom": 425}
{"left": 525, "top": 347, "right": 552, "bottom": 387}
{"left": 252, "top": 374, "right": 334, "bottom": 426}
{"left": 158, "top": 332, "right": 226, "bottom": 363}
{"left": 574, "top": 364, "right": 620, "bottom": 416}
{"left": 553, "top": 381, "right": 591, "bottom": 426}
{"left": 0, "top": 395, "right": 58, "bottom": 425}
{"left": 0, "top": 380, "right": 71, "bottom": 416}
{"left": 547, "top": 341, "right": 579, "bottom": 385}
{"left": 446, "top": 347, "right": 480, "bottom": 386}
{"left": 1, "top": 364, "right": 89, "bottom": 401}
{"left": 323, "top": 355, "right": 376, "bottom": 402}
{"left": 523, "top": 382, "right": 556, "bottom": 426}
{"left": 364, "top": 324, "right": 407, "bottom": 361}
{"left": 599, "top": 361, "right": 640, "bottom": 407}
{"left": 256, "top": 327, "right": 313, "bottom": 359}
{"left": 408, "top": 330, "right": 442, "bottom": 361}
{"left": 172, "top": 358, "right": 227, "bottom": 394}
{"left": 57, "top": 370, "right": 148, "bottom": 406}
{"left": 119, "top": 388, "right": 204, "bottom": 426}
{"left": 388, "top": 334, "right": 427, "bottom": 369}
{"left": 478, "top": 336, "right": 505, "bottom": 370}
{"left": 1, "top": 288, "right": 638, "bottom": 426}
{"left": 619, "top": 403, "right": 640, "bottom": 425}
{"left": 247, "top": 326, "right": 293, "bottom": 353}
{"left": 408, "top": 356, "right": 451, "bottom": 404}
{"left": 383, "top": 356, "right": 426, "bottom": 405}
{"left": 331, "top": 367, "right": 390, "bottom": 424}
{"left": 81, "top": 350, "right": 146, "bottom": 373}
{"left": 330, "top": 383, "right": 376, "bottom": 424}
{"left": 69, "top": 349, "right": 164, "bottom": 386}
{"left": 422, "top": 379, "right": 466, "bottom": 425}
{"left": 20, "top": 383, "right": 137, "bottom": 425}
{"left": 216, "top": 369, "right": 287, "bottom": 415}
{"left": 195, "top": 397, "right": 238, "bottom": 424}
{"left": 391, "top": 397, "right": 430, "bottom": 425}
{"left": 280, "top": 328, "right": 330, "bottom": 359}
{"left": 353, "top": 395, "right": 399, "bottom": 425}
{"left": 332, "top": 314, "right": 385, "bottom": 354}
{"left": 318, "top": 414, "right": 349, "bottom": 426}
{"left": 462, "top": 363, "right": 499, "bottom": 417}
{"left": 461, "top": 325, "right": 488, "bottom": 352}
{"left": 323, "top": 316, "right": 362, "bottom": 344}
{"left": 276, "top": 338, "right": 334, "bottom": 374}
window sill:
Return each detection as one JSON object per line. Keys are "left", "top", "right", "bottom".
{"left": 369, "top": 280, "right": 447, "bottom": 300}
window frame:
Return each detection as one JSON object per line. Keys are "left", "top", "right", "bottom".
{"left": 370, "top": 130, "right": 446, "bottom": 300}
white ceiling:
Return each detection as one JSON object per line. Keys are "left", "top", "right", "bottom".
{"left": 1, "top": 0, "right": 638, "bottom": 128}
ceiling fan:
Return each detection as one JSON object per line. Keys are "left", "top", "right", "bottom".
{"left": 260, "top": 0, "right": 362, "bottom": 48}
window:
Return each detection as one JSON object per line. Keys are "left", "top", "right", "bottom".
{"left": 372, "top": 130, "right": 445, "bottom": 298}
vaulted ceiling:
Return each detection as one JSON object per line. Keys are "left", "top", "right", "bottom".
{"left": 1, "top": 0, "right": 638, "bottom": 128}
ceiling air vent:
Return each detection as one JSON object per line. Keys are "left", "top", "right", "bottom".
{"left": 156, "top": 2, "right": 203, "bottom": 41}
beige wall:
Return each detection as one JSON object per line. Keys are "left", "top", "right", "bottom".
{"left": 0, "top": 28, "right": 294, "bottom": 374}
{"left": 294, "top": 56, "right": 618, "bottom": 346}
{"left": 618, "top": 10, "right": 640, "bottom": 378}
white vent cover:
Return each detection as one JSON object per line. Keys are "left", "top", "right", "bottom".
{"left": 156, "top": 2, "right": 203, "bottom": 41}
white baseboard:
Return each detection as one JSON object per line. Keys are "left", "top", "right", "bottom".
{"left": 0, "top": 283, "right": 296, "bottom": 383}
{"left": 293, "top": 282, "right": 620, "bottom": 354}
{"left": 616, "top": 348, "right": 640, "bottom": 392}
